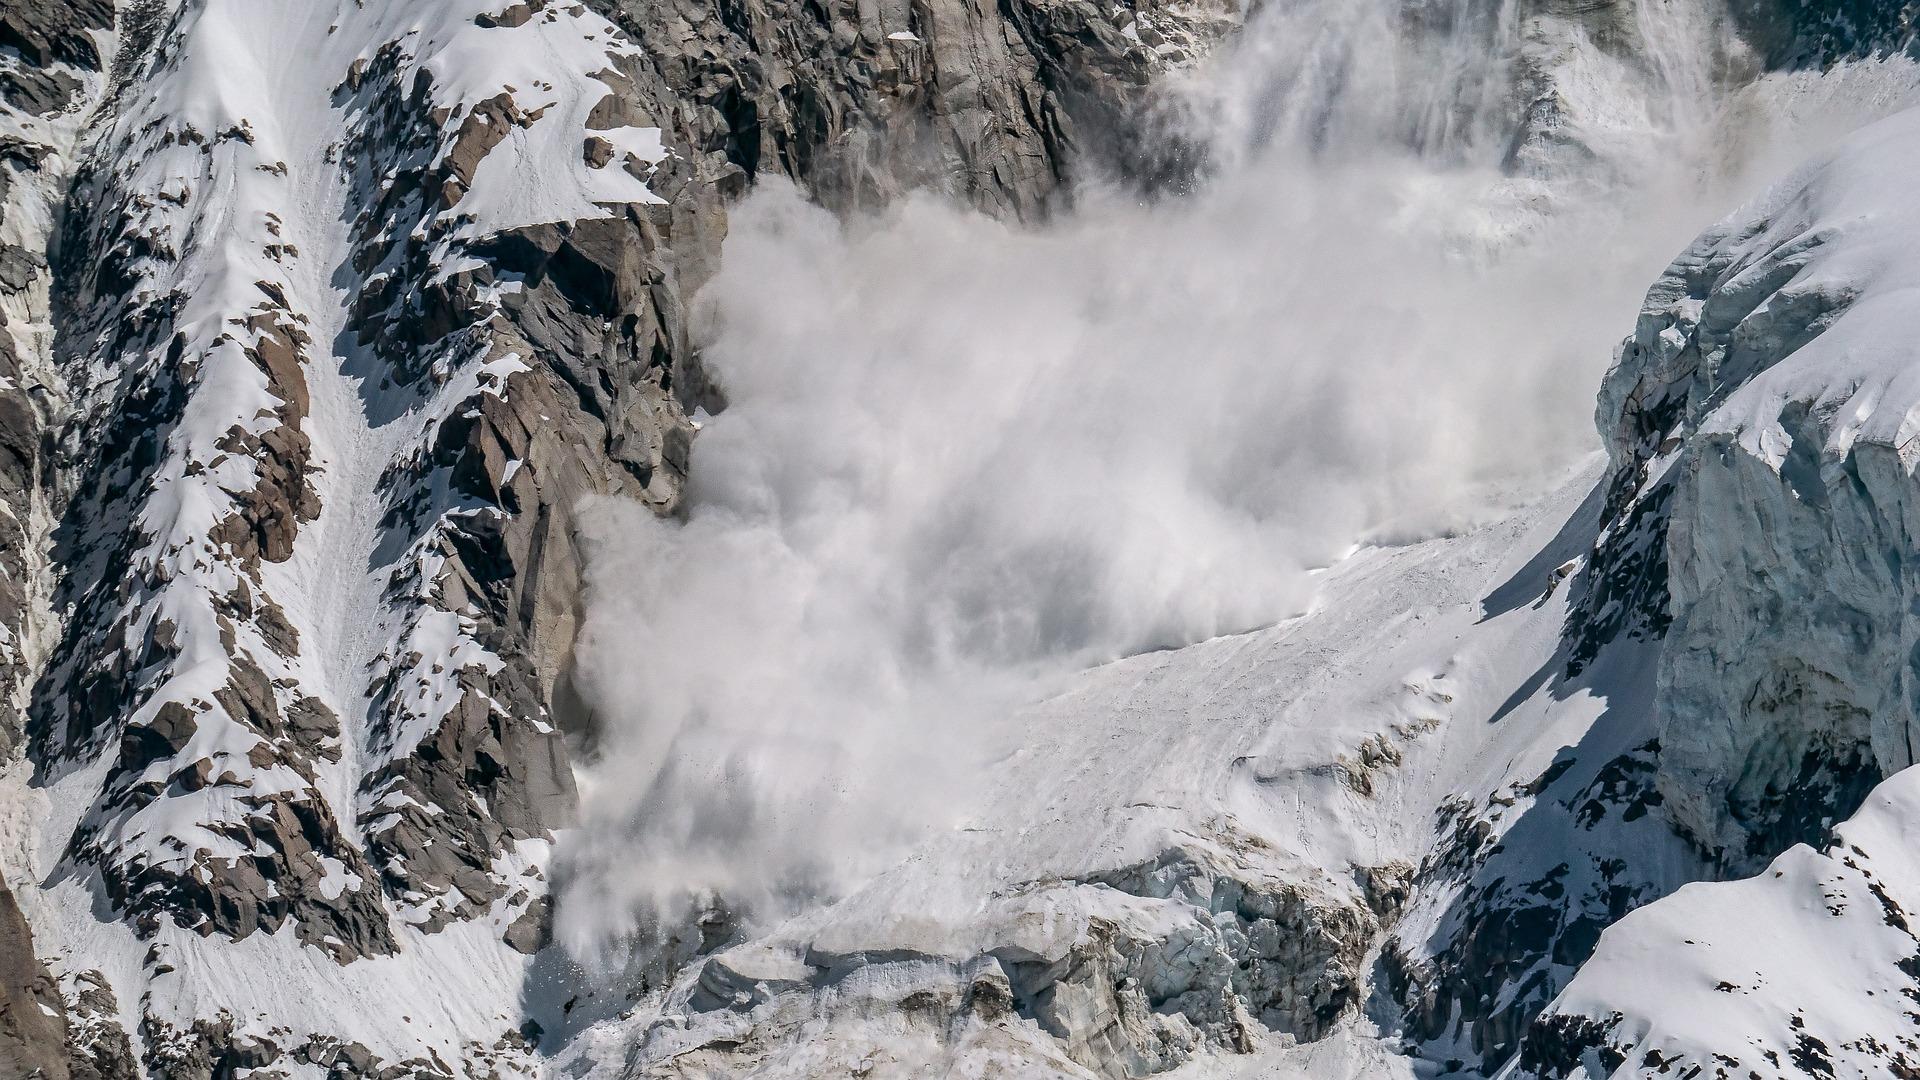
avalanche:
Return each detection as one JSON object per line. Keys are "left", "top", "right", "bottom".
{"left": 1, "top": 0, "right": 1920, "bottom": 1078}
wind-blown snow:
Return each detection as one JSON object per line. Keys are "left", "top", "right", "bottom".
{"left": 552, "top": 454, "right": 1611, "bottom": 1073}
{"left": 558, "top": 0, "right": 1920, "bottom": 956}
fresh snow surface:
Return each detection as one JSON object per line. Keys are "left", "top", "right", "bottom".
{"left": 544, "top": 6, "right": 1920, "bottom": 1075}
{"left": 11, "top": 0, "right": 667, "bottom": 1067}
{"left": 1687, "top": 106, "right": 1920, "bottom": 462}
{"left": 1532, "top": 767, "right": 1920, "bottom": 1078}
{"left": 551, "top": 457, "right": 1635, "bottom": 1073}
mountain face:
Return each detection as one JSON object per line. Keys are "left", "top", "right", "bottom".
{"left": 0, "top": 1, "right": 1916, "bottom": 1079}
{"left": 1516, "top": 100, "right": 1920, "bottom": 1080}
{"left": 0, "top": 0, "right": 1231, "bottom": 1074}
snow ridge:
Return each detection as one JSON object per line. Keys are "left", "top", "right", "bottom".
{"left": 1512, "top": 102, "right": 1920, "bottom": 1080}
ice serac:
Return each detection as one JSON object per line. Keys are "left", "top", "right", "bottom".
{"left": 542, "top": 460, "right": 1630, "bottom": 1077}
{"left": 546, "top": 4, "right": 1920, "bottom": 1077}
{"left": 1510, "top": 102, "right": 1920, "bottom": 1079}
{"left": 0, "top": 0, "right": 1917, "bottom": 1074}
{"left": 1589, "top": 103, "right": 1920, "bottom": 868}
{"left": 1428, "top": 72, "right": 1920, "bottom": 1080}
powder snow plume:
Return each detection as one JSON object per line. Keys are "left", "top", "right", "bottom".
{"left": 551, "top": 0, "right": 1920, "bottom": 960}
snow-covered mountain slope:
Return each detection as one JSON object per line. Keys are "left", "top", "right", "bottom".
{"left": 0, "top": 0, "right": 1236, "bottom": 1074}
{"left": 1, "top": 0, "right": 1919, "bottom": 1077}
{"left": 1515, "top": 766, "right": 1920, "bottom": 1079}
{"left": 15, "top": 0, "right": 689, "bottom": 1069}
{"left": 1507, "top": 97, "right": 1920, "bottom": 1080}
{"left": 0, "top": 3, "right": 117, "bottom": 1076}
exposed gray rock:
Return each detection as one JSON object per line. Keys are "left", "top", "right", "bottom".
{"left": 314, "top": 0, "right": 1235, "bottom": 941}
{"left": 0, "top": 0, "right": 112, "bottom": 72}
{"left": 0, "top": 870, "right": 66, "bottom": 1080}
{"left": 13, "top": 0, "right": 1901, "bottom": 1075}
{"left": 0, "top": 0, "right": 109, "bottom": 762}
{"left": 0, "top": 64, "right": 81, "bottom": 119}
{"left": 585, "top": 0, "right": 1236, "bottom": 223}
{"left": 140, "top": 1012, "right": 281, "bottom": 1080}
{"left": 0, "top": 9, "right": 108, "bottom": 1074}
{"left": 3, "top": 0, "right": 1232, "bottom": 974}
{"left": 1731, "top": 0, "right": 1919, "bottom": 68}
{"left": 0, "top": 323, "right": 40, "bottom": 765}
{"left": 62, "top": 972, "right": 135, "bottom": 1080}
{"left": 1395, "top": 72, "right": 1920, "bottom": 1077}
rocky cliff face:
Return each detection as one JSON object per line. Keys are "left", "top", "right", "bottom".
{"left": 1731, "top": 0, "right": 1918, "bottom": 68}
{"left": 0, "top": 873, "right": 66, "bottom": 1080}
{"left": 1589, "top": 153, "right": 1910, "bottom": 870}
{"left": 0, "top": 0, "right": 112, "bottom": 760}
{"left": 584, "top": 0, "right": 1232, "bottom": 224}
{"left": 1376, "top": 28, "right": 1920, "bottom": 1072}
{"left": 0, "top": 0, "right": 1234, "bottom": 1074}
{"left": 0, "top": 1, "right": 112, "bottom": 1076}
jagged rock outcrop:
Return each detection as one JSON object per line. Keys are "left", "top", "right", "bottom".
{"left": 1511, "top": 759, "right": 1920, "bottom": 1078}
{"left": 585, "top": 0, "right": 1235, "bottom": 224}
{"left": 0, "top": 0, "right": 112, "bottom": 758}
{"left": 36, "top": 0, "right": 398, "bottom": 958}
{"left": 1370, "top": 19, "right": 1920, "bottom": 1071}
{"left": 0, "top": 5, "right": 110, "bottom": 1073}
{"left": 1731, "top": 0, "right": 1919, "bottom": 68}
{"left": 3, "top": 0, "right": 1240, "bottom": 973}
{"left": 0, "top": 0, "right": 1913, "bottom": 1076}
{"left": 62, "top": 972, "right": 135, "bottom": 1080}
{"left": 0, "top": 869, "right": 66, "bottom": 1080}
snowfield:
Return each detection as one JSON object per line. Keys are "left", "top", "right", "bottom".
{"left": 547, "top": 458, "right": 1623, "bottom": 1076}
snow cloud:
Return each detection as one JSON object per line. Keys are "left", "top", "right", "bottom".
{"left": 550, "top": 0, "right": 1920, "bottom": 962}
